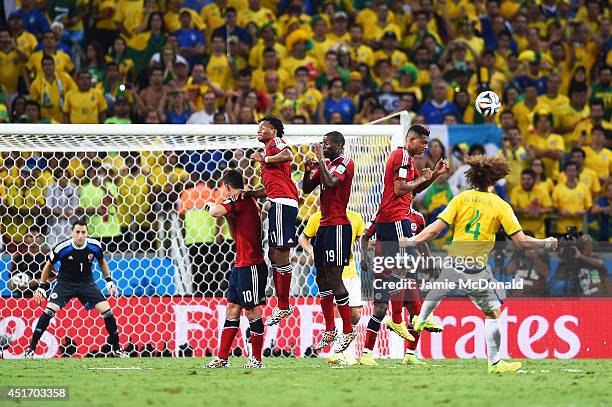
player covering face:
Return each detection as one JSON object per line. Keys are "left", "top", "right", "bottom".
{"left": 302, "top": 131, "right": 357, "bottom": 354}
{"left": 26, "top": 220, "right": 126, "bottom": 358}
{"left": 360, "top": 124, "right": 448, "bottom": 367}
{"left": 204, "top": 170, "right": 267, "bottom": 369}
{"left": 403, "top": 156, "right": 558, "bottom": 373}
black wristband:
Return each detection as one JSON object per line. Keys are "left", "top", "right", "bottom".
{"left": 40, "top": 282, "right": 50, "bottom": 290}
{"left": 105, "top": 277, "right": 113, "bottom": 283}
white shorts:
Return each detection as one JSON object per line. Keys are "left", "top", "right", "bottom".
{"left": 424, "top": 265, "right": 504, "bottom": 313}
{"left": 343, "top": 277, "right": 363, "bottom": 307}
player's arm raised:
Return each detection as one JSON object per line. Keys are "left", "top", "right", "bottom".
{"left": 302, "top": 159, "right": 320, "bottom": 194}
{"left": 251, "top": 148, "right": 294, "bottom": 164}
{"left": 206, "top": 202, "right": 229, "bottom": 217}
{"left": 99, "top": 257, "right": 118, "bottom": 298}
{"left": 394, "top": 168, "right": 433, "bottom": 196}
{"left": 401, "top": 219, "right": 448, "bottom": 244}
{"left": 510, "top": 231, "right": 558, "bottom": 251}
{"left": 414, "top": 159, "right": 450, "bottom": 193}
{"left": 313, "top": 143, "right": 340, "bottom": 189}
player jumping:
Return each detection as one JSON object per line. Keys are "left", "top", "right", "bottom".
{"left": 360, "top": 207, "right": 440, "bottom": 366}
{"left": 205, "top": 170, "right": 267, "bottom": 368}
{"left": 404, "top": 156, "right": 558, "bottom": 373}
{"left": 302, "top": 131, "right": 357, "bottom": 354}
{"left": 247, "top": 115, "right": 299, "bottom": 326}
{"left": 299, "top": 208, "right": 366, "bottom": 365}
{"left": 26, "top": 219, "right": 126, "bottom": 358}
{"left": 361, "top": 124, "right": 448, "bottom": 365}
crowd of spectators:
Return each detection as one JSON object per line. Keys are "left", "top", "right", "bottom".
{"left": 1, "top": 0, "right": 612, "bottom": 297}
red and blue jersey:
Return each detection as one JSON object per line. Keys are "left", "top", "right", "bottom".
{"left": 262, "top": 137, "right": 299, "bottom": 201}
{"left": 375, "top": 147, "right": 420, "bottom": 223}
{"left": 311, "top": 155, "right": 354, "bottom": 226}
{"left": 221, "top": 196, "right": 265, "bottom": 267}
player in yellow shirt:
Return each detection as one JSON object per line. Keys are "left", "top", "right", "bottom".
{"left": 557, "top": 148, "right": 601, "bottom": 201}
{"left": 63, "top": 71, "right": 108, "bottom": 124}
{"left": 299, "top": 209, "right": 365, "bottom": 366}
{"left": 553, "top": 162, "right": 592, "bottom": 234}
{"left": 405, "top": 156, "right": 558, "bottom": 373}
{"left": 510, "top": 169, "right": 553, "bottom": 238}
{"left": 0, "top": 28, "right": 28, "bottom": 95}
{"left": 526, "top": 111, "right": 565, "bottom": 181}
{"left": 29, "top": 55, "right": 76, "bottom": 122}
{"left": 583, "top": 126, "right": 612, "bottom": 183}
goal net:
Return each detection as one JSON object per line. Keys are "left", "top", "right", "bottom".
{"left": 0, "top": 120, "right": 416, "bottom": 359}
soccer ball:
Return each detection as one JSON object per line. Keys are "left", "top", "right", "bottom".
{"left": 11, "top": 272, "right": 31, "bottom": 287}
{"left": 474, "top": 90, "right": 501, "bottom": 117}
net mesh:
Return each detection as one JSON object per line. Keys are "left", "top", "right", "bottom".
{"left": 0, "top": 127, "right": 407, "bottom": 358}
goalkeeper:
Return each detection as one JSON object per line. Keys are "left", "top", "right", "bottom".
{"left": 25, "top": 219, "right": 127, "bottom": 358}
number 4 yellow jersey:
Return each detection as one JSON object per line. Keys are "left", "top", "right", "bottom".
{"left": 437, "top": 190, "right": 522, "bottom": 261}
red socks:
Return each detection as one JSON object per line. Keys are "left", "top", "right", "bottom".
{"left": 273, "top": 264, "right": 292, "bottom": 310}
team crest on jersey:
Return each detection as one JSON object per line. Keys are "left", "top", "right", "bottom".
{"left": 50, "top": 293, "right": 58, "bottom": 299}
{"left": 411, "top": 223, "right": 417, "bottom": 232}
{"left": 88, "top": 254, "right": 94, "bottom": 261}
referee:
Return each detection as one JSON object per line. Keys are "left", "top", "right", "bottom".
{"left": 25, "top": 219, "right": 127, "bottom": 358}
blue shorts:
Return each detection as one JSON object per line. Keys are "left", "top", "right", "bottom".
{"left": 268, "top": 201, "right": 298, "bottom": 248}
{"left": 226, "top": 263, "right": 268, "bottom": 308}
{"left": 48, "top": 280, "right": 107, "bottom": 309}
{"left": 313, "top": 224, "right": 352, "bottom": 267}
{"left": 376, "top": 220, "right": 413, "bottom": 258}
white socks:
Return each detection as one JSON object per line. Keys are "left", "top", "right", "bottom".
{"left": 485, "top": 318, "right": 501, "bottom": 365}
{"left": 417, "top": 299, "right": 440, "bottom": 324}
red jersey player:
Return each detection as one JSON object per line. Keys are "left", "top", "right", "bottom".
{"left": 359, "top": 207, "right": 443, "bottom": 366}
{"left": 361, "top": 124, "right": 448, "bottom": 365}
{"left": 246, "top": 115, "right": 299, "bottom": 326}
{"left": 302, "top": 131, "right": 357, "bottom": 354}
{"left": 205, "top": 170, "right": 267, "bottom": 369}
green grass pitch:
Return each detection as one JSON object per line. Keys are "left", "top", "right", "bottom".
{"left": 1, "top": 358, "right": 611, "bottom": 407}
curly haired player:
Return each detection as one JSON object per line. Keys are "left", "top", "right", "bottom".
{"left": 404, "top": 156, "right": 558, "bottom": 373}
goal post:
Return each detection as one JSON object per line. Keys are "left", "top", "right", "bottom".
{"left": 0, "top": 115, "right": 413, "bottom": 358}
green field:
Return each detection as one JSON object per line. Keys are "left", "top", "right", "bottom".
{"left": 1, "top": 358, "right": 611, "bottom": 407}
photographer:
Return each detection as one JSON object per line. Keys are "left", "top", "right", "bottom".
{"left": 557, "top": 234, "right": 609, "bottom": 296}
{"left": 505, "top": 231, "right": 550, "bottom": 296}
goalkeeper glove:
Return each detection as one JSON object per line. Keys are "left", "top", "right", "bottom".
{"left": 34, "top": 287, "right": 47, "bottom": 306}
{"left": 106, "top": 279, "right": 118, "bottom": 298}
